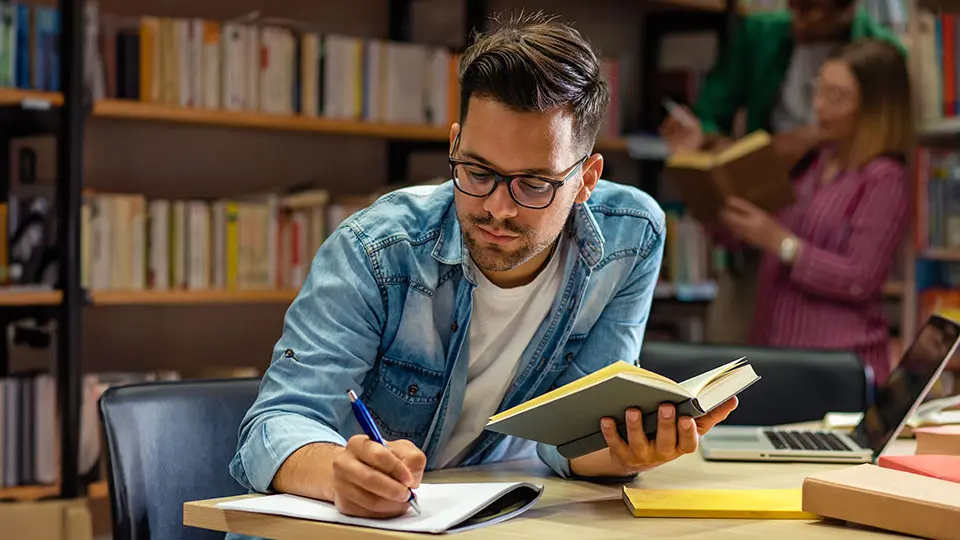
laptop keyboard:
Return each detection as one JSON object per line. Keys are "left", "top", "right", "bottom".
{"left": 763, "top": 430, "right": 854, "bottom": 452}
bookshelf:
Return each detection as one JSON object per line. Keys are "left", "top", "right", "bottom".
{"left": 0, "top": 0, "right": 745, "bottom": 531}
{"left": 0, "top": 89, "right": 630, "bottom": 152}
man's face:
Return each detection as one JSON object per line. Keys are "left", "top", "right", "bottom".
{"left": 789, "top": 0, "right": 854, "bottom": 43}
{"left": 450, "top": 96, "right": 599, "bottom": 277}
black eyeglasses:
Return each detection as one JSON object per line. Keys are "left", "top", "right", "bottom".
{"left": 448, "top": 133, "right": 589, "bottom": 210}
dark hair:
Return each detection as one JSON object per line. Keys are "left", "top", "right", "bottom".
{"left": 457, "top": 12, "right": 610, "bottom": 152}
{"left": 827, "top": 38, "right": 915, "bottom": 167}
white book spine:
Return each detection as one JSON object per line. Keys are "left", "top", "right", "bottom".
{"left": 221, "top": 23, "right": 245, "bottom": 111}
{"left": 301, "top": 33, "right": 318, "bottom": 117}
{"left": 148, "top": 200, "right": 170, "bottom": 291}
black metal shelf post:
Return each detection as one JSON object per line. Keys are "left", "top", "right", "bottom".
{"left": 56, "top": 0, "right": 86, "bottom": 500}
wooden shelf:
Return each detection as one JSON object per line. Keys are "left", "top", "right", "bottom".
{"left": 0, "top": 481, "right": 107, "bottom": 502}
{"left": 0, "top": 88, "right": 627, "bottom": 152}
{"left": 921, "top": 117, "right": 960, "bottom": 138}
{"left": 883, "top": 281, "right": 905, "bottom": 297}
{"left": 0, "top": 288, "right": 299, "bottom": 306}
{"left": 91, "top": 289, "right": 298, "bottom": 305}
{"left": 923, "top": 248, "right": 960, "bottom": 262}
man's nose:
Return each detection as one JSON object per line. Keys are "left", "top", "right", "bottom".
{"left": 482, "top": 182, "right": 520, "bottom": 220}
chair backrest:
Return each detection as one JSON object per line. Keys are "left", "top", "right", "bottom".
{"left": 98, "top": 377, "right": 261, "bottom": 540}
{"left": 639, "top": 342, "right": 873, "bottom": 426}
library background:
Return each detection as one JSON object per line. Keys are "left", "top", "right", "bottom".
{"left": 0, "top": 0, "right": 956, "bottom": 537}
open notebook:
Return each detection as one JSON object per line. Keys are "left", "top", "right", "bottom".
{"left": 485, "top": 358, "right": 760, "bottom": 459}
{"left": 215, "top": 482, "right": 543, "bottom": 534}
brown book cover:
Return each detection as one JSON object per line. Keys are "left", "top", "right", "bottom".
{"left": 665, "top": 131, "right": 795, "bottom": 224}
{"left": 802, "top": 464, "right": 960, "bottom": 540}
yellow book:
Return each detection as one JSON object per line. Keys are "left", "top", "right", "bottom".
{"left": 622, "top": 488, "right": 819, "bottom": 519}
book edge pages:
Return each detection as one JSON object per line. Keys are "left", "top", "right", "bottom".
{"left": 448, "top": 482, "right": 545, "bottom": 533}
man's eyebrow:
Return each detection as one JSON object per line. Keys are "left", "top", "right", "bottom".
{"left": 460, "top": 149, "right": 559, "bottom": 177}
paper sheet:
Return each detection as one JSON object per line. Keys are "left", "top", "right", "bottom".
{"left": 216, "top": 482, "right": 543, "bottom": 534}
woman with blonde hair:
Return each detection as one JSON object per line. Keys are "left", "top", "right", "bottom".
{"left": 715, "top": 38, "right": 914, "bottom": 386}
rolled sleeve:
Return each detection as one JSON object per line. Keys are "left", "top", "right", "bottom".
{"left": 231, "top": 413, "right": 347, "bottom": 494}
{"left": 536, "top": 443, "right": 573, "bottom": 478}
{"left": 228, "top": 223, "right": 387, "bottom": 494}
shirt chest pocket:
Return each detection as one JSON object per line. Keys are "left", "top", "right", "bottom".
{"left": 363, "top": 357, "right": 446, "bottom": 448}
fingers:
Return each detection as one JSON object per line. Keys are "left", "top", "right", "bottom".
{"left": 624, "top": 408, "right": 652, "bottom": 459}
{"left": 695, "top": 397, "right": 739, "bottom": 435}
{"left": 654, "top": 403, "right": 678, "bottom": 457}
{"left": 333, "top": 480, "right": 409, "bottom": 519}
{"left": 600, "top": 417, "right": 633, "bottom": 466}
{"left": 386, "top": 439, "right": 427, "bottom": 488}
{"left": 351, "top": 436, "right": 414, "bottom": 487}
{"left": 334, "top": 447, "right": 411, "bottom": 504}
{"left": 676, "top": 416, "right": 699, "bottom": 454}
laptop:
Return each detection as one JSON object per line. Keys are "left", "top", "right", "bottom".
{"left": 699, "top": 313, "right": 960, "bottom": 464}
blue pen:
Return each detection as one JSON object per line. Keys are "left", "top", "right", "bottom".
{"left": 347, "top": 389, "right": 421, "bottom": 515}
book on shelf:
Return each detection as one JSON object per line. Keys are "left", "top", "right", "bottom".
{"left": 664, "top": 130, "right": 795, "bottom": 224}
{"left": 484, "top": 358, "right": 760, "bottom": 459}
{"left": 0, "top": 3, "right": 626, "bottom": 134}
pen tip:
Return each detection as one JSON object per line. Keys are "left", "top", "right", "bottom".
{"left": 347, "top": 389, "right": 358, "bottom": 402}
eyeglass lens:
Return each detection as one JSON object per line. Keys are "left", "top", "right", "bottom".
{"left": 452, "top": 163, "right": 555, "bottom": 208}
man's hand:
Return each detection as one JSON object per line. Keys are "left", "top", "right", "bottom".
{"left": 569, "top": 397, "right": 738, "bottom": 477}
{"left": 330, "top": 435, "right": 427, "bottom": 518}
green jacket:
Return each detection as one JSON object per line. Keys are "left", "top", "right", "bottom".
{"left": 693, "top": 9, "right": 906, "bottom": 135}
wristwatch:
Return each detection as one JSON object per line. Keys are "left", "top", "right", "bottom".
{"left": 778, "top": 235, "right": 800, "bottom": 263}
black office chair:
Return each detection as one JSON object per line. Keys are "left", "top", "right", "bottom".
{"left": 639, "top": 341, "right": 874, "bottom": 426}
{"left": 98, "top": 377, "right": 261, "bottom": 540}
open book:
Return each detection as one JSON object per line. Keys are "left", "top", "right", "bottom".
{"left": 485, "top": 358, "right": 760, "bottom": 459}
{"left": 215, "top": 482, "right": 543, "bottom": 534}
{"left": 665, "top": 130, "right": 795, "bottom": 223}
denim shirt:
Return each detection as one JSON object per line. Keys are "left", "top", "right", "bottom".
{"left": 228, "top": 179, "right": 665, "bottom": 497}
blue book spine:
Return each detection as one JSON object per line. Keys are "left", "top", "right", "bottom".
{"left": 47, "top": 7, "right": 59, "bottom": 91}
{"left": 15, "top": 3, "right": 28, "bottom": 88}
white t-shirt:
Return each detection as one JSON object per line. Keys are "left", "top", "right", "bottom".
{"left": 437, "top": 242, "right": 567, "bottom": 467}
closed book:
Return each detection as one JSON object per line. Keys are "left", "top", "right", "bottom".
{"left": 484, "top": 358, "right": 760, "bottom": 459}
{"left": 802, "top": 464, "right": 960, "bottom": 540}
{"left": 622, "top": 488, "right": 818, "bottom": 519}
{"left": 665, "top": 130, "right": 795, "bottom": 224}
{"left": 915, "top": 425, "right": 960, "bottom": 455}
{"left": 878, "top": 454, "right": 960, "bottom": 483}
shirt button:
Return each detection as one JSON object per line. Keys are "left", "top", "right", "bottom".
{"left": 284, "top": 349, "right": 294, "bottom": 358}
{"left": 451, "top": 322, "right": 458, "bottom": 332}
{"left": 408, "top": 384, "right": 419, "bottom": 396}
{"left": 565, "top": 352, "right": 574, "bottom": 362}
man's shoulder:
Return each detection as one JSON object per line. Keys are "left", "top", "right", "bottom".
{"left": 342, "top": 182, "right": 453, "bottom": 250}
{"left": 586, "top": 180, "right": 665, "bottom": 237}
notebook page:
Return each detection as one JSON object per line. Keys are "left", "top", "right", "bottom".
{"left": 216, "top": 482, "right": 543, "bottom": 534}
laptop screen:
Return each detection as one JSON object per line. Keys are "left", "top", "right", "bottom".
{"left": 850, "top": 314, "right": 960, "bottom": 455}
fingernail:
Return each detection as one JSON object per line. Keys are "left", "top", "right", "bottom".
{"left": 627, "top": 410, "right": 640, "bottom": 423}
{"left": 660, "top": 405, "right": 674, "bottom": 419}
{"left": 602, "top": 418, "right": 614, "bottom": 429}
{"left": 681, "top": 417, "right": 694, "bottom": 429}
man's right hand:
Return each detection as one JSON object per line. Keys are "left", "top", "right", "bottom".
{"left": 330, "top": 435, "right": 427, "bottom": 518}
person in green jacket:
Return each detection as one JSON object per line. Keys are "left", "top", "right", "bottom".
{"left": 659, "top": 0, "right": 905, "bottom": 346}
{"left": 661, "top": 0, "right": 905, "bottom": 169}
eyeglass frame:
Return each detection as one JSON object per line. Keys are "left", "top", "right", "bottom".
{"left": 447, "top": 131, "right": 590, "bottom": 210}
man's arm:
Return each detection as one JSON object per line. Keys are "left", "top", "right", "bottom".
{"left": 535, "top": 214, "right": 665, "bottom": 479}
{"left": 228, "top": 223, "right": 386, "bottom": 495}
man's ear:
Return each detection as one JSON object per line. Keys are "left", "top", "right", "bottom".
{"left": 449, "top": 123, "right": 460, "bottom": 154}
{"left": 575, "top": 154, "right": 603, "bottom": 204}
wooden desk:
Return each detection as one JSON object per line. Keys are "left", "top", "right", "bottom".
{"left": 184, "top": 439, "right": 917, "bottom": 539}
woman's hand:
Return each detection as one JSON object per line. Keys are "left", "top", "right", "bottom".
{"left": 719, "top": 197, "right": 791, "bottom": 254}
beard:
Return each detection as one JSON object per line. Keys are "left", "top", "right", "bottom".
{"left": 460, "top": 214, "right": 544, "bottom": 272}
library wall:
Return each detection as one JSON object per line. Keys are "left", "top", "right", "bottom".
{"left": 6, "top": 0, "right": 647, "bottom": 376}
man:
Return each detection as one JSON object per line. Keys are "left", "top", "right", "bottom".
{"left": 228, "top": 12, "right": 737, "bottom": 520}
{"left": 661, "top": 0, "right": 905, "bottom": 162}
{"left": 659, "top": 0, "right": 904, "bottom": 345}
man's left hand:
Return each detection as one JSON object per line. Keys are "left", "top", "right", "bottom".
{"left": 569, "top": 397, "right": 738, "bottom": 477}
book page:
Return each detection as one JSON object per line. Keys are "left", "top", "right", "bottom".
{"left": 488, "top": 360, "right": 680, "bottom": 423}
{"left": 714, "top": 131, "right": 772, "bottom": 165}
{"left": 216, "top": 482, "right": 543, "bottom": 534}
{"left": 678, "top": 357, "right": 747, "bottom": 396}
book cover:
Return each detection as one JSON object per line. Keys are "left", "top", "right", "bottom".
{"left": 622, "top": 488, "right": 818, "bottom": 519}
